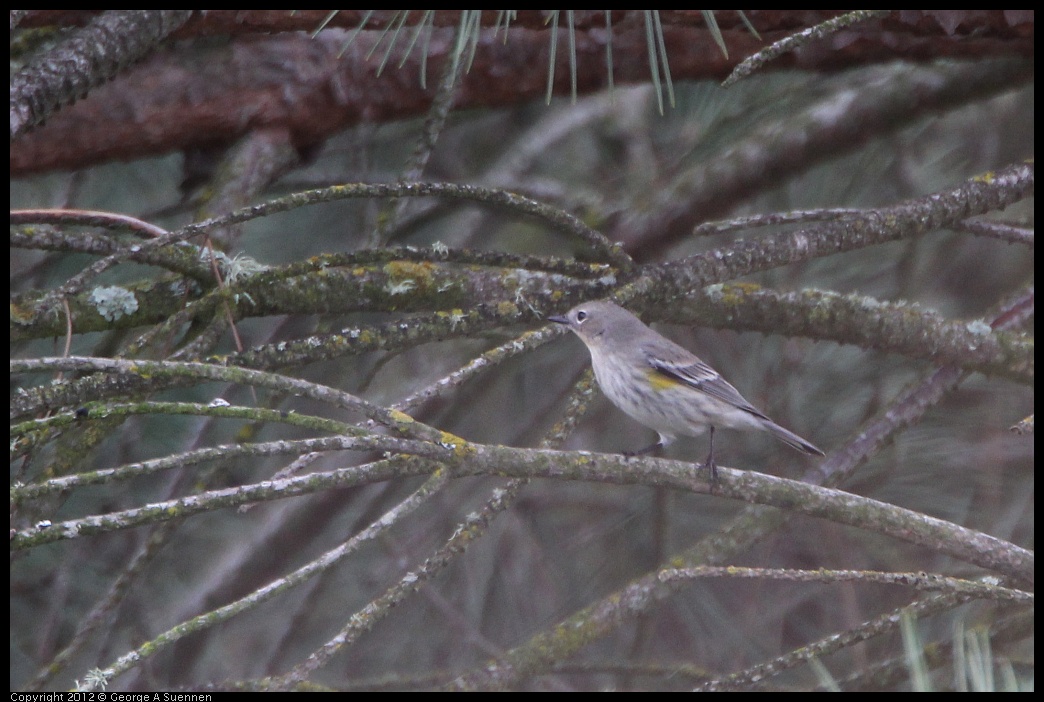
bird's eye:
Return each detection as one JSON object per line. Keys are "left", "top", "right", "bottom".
{"left": 575, "top": 310, "right": 588, "bottom": 322}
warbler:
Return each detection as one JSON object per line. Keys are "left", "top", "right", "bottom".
{"left": 549, "top": 300, "right": 823, "bottom": 483}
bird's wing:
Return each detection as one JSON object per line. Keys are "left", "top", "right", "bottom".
{"left": 648, "top": 355, "right": 769, "bottom": 420}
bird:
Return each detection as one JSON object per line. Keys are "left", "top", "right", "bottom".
{"left": 549, "top": 300, "right": 824, "bottom": 486}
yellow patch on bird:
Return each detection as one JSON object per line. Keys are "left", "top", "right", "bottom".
{"left": 646, "top": 369, "right": 681, "bottom": 391}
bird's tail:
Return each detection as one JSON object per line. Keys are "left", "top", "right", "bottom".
{"left": 764, "top": 421, "right": 824, "bottom": 457}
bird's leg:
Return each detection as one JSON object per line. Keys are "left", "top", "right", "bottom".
{"left": 624, "top": 440, "right": 663, "bottom": 458}
{"left": 704, "top": 426, "right": 718, "bottom": 493}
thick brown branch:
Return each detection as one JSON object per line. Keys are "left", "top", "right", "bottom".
{"left": 11, "top": 13, "right": 1033, "bottom": 177}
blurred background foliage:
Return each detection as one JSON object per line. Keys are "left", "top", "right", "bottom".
{"left": 10, "top": 11, "right": 1033, "bottom": 691}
